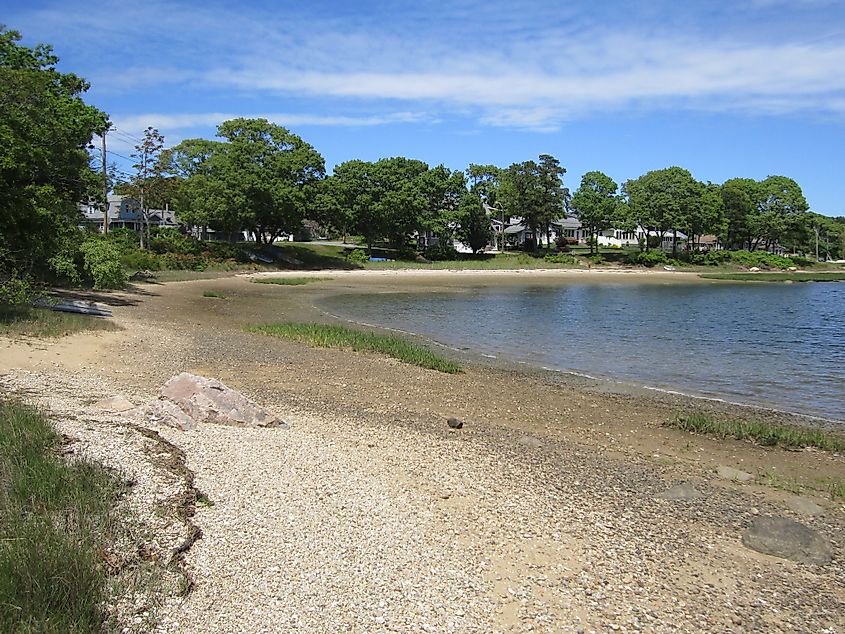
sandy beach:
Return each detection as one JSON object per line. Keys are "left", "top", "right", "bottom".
{"left": 1, "top": 268, "right": 843, "bottom": 633}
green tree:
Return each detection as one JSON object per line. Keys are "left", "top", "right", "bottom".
{"left": 216, "top": 118, "right": 325, "bottom": 244}
{"left": 130, "top": 126, "right": 165, "bottom": 249}
{"left": 0, "top": 28, "right": 107, "bottom": 279}
{"left": 499, "top": 160, "right": 543, "bottom": 250}
{"left": 537, "top": 154, "right": 568, "bottom": 247}
{"left": 570, "top": 171, "right": 620, "bottom": 255}
{"left": 721, "top": 178, "right": 759, "bottom": 250}
{"left": 168, "top": 138, "right": 229, "bottom": 238}
{"left": 755, "top": 175, "right": 809, "bottom": 252}
{"left": 454, "top": 192, "right": 493, "bottom": 254}
{"left": 417, "top": 165, "right": 466, "bottom": 245}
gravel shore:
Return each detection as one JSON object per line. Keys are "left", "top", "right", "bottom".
{"left": 1, "top": 271, "right": 843, "bottom": 633}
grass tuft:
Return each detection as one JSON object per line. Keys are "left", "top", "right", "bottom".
{"left": 201, "top": 290, "right": 226, "bottom": 299}
{"left": 0, "top": 306, "right": 119, "bottom": 338}
{"left": 0, "top": 399, "right": 121, "bottom": 631}
{"left": 248, "top": 322, "right": 461, "bottom": 373}
{"left": 252, "top": 277, "right": 333, "bottom": 286}
{"left": 667, "top": 413, "right": 845, "bottom": 452}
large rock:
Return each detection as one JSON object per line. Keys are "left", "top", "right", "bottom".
{"left": 93, "top": 395, "right": 136, "bottom": 412}
{"left": 146, "top": 399, "right": 197, "bottom": 431}
{"left": 160, "top": 372, "right": 282, "bottom": 428}
{"left": 742, "top": 516, "right": 833, "bottom": 564}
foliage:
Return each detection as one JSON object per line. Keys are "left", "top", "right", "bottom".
{"left": 249, "top": 322, "right": 462, "bottom": 373}
{"left": 543, "top": 252, "right": 577, "bottom": 265}
{"left": 0, "top": 271, "right": 38, "bottom": 306}
{"left": 345, "top": 248, "right": 369, "bottom": 265}
{"left": 0, "top": 28, "right": 108, "bottom": 279}
{"left": 202, "top": 290, "right": 226, "bottom": 298}
{"left": 689, "top": 250, "right": 731, "bottom": 265}
{"left": 727, "top": 250, "right": 794, "bottom": 269}
{"left": 79, "top": 239, "right": 128, "bottom": 289}
{"left": 0, "top": 400, "right": 120, "bottom": 631}
{"left": 423, "top": 243, "right": 459, "bottom": 261}
{"left": 149, "top": 227, "right": 198, "bottom": 255}
{"left": 628, "top": 249, "right": 668, "bottom": 267}
{"left": 570, "top": 171, "right": 621, "bottom": 255}
{"left": 667, "top": 412, "right": 845, "bottom": 452}
{"left": 454, "top": 192, "right": 494, "bottom": 253}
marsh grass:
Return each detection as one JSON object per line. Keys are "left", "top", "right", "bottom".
{"left": 668, "top": 413, "right": 845, "bottom": 452}
{"left": 0, "top": 400, "right": 122, "bottom": 632}
{"left": 0, "top": 306, "right": 119, "bottom": 338}
{"left": 201, "top": 290, "right": 226, "bottom": 299}
{"left": 248, "top": 322, "right": 461, "bottom": 373}
{"left": 700, "top": 272, "right": 845, "bottom": 282}
{"left": 252, "top": 277, "right": 333, "bottom": 286}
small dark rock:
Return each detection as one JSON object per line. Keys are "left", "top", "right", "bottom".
{"left": 447, "top": 417, "right": 464, "bottom": 429}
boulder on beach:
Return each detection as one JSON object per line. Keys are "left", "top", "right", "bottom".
{"left": 742, "top": 516, "right": 832, "bottom": 564}
{"left": 159, "top": 372, "right": 283, "bottom": 429}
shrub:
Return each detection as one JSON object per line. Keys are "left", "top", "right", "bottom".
{"left": 79, "top": 239, "right": 127, "bottom": 289}
{"left": 629, "top": 250, "right": 668, "bottom": 267}
{"left": 728, "top": 250, "right": 794, "bottom": 269}
{"left": 0, "top": 271, "right": 38, "bottom": 307}
{"left": 587, "top": 254, "right": 606, "bottom": 265}
{"left": 159, "top": 252, "right": 208, "bottom": 271}
{"left": 120, "top": 248, "right": 162, "bottom": 271}
{"left": 345, "top": 249, "right": 369, "bottom": 265}
{"left": 690, "top": 250, "right": 731, "bottom": 266}
{"left": 149, "top": 227, "right": 198, "bottom": 255}
{"left": 423, "top": 243, "right": 459, "bottom": 261}
{"left": 543, "top": 252, "right": 577, "bottom": 265}
{"left": 791, "top": 255, "right": 816, "bottom": 268}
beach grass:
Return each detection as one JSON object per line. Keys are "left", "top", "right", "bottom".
{"left": 248, "top": 322, "right": 462, "bottom": 373}
{"left": 252, "top": 277, "right": 333, "bottom": 286}
{"left": 699, "top": 272, "right": 845, "bottom": 282}
{"left": 0, "top": 399, "right": 123, "bottom": 631}
{"left": 0, "top": 305, "right": 119, "bottom": 338}
{"left": 202, "top": 290, "right": 227, "bottom": 298}
{"left": 667, "top": 413, "right": 845, "bottom": 452}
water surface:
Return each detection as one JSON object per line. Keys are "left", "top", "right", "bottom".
{"left": 322, "top": 282, "right": 845, "bottom": 423}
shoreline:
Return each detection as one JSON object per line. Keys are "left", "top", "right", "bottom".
{"left": 1, "top": 270, "right": 843, "bottom": 632}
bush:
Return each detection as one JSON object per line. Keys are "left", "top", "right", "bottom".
{"left": 423, "top": 243, "right": 459, "bottom": 261}
{"left": 79, "top": 239, "right": 127, "bottom": 289}
{"left": 728, "top": 250, "right": 794, "bottom": 269}
{"left": 346, "top": 249, "right": 369, "bottom": 265}
{"left": 149, "top": 227, "right": 198, "bottom": 255}
{"left": 587, "top": 254, "right": 605, "bottom": 265}
{"left": 690, "top": 250, "right": 731, "bottom": 266}
{"left": 791, "top": 255, "right": 816, "bottom": 268}
{"left": 159, "top": 252, "right": 208, "bottom": 271}
{"left": 120, "top": 248, "right": 162, "bottom": 271}
{"left": 629, "top": 250, "right": 668, "bottom": 267}
{"left": 543, "top": 252, "right": 577, "bottom": 265}
{"left": 0, "top": 271, "right": 38, "bottom": 307}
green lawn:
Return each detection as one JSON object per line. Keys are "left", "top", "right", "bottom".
{"left": 699, "top": 272, "right": 845, "bottom": 282}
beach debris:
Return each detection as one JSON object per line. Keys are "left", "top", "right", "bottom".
{"left": 158, "top": 372, "right": 284, "bottom": 429}
{"left": 785, "top": 496, "right": 825, "bottom": 516}
{"left": 787, "top": 266, "right": 798, "bottom": 272}
{"left": 129, "top": 269, "right": 156, "bottom": 281}
{"left": 93, "top": 395, "right": 135, "bottom": 412}
{"left": 742, "top": 516, "right": 832, "bottom": 564}
{"left": 715, "top": 466, "right": 754, "bottom": 482}
{"left": 749, "top": 266, "right": 761, "bottom": 272}
{"left": 33, "top": 297, "right": 113, "bottom": 317}
{"left": 663, "top": 265, "right": 676, "bottom": 271}
{"left": 447, "top": 417, "right": 464, "bottom": 429}
{"left": 656, "top": 484, "right": 703, "bottom": 501}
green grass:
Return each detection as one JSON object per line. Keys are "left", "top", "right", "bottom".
{"left": 699, "top": 271, "right": 845, "bottom": 282}
{"left": 248, "top": 322, "right": 462, "bottom": 373}
{"left": 826, "top": 479, "right": 845, "bottom": 502}
{"left": 0, "top": 400, "right": 123, "bottom": 632}
{"left": 201, "top": 290, "right": 227, "bottom": 298}
{"left": 667, "top": 413, "right": 845, "bottom": 452}
{"left": 252, "top": 277, "right": 333, "bottom": 286}
{"left": 0, "top": 306, "right": 120, "bottom": 338}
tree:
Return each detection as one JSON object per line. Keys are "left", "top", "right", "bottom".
{"left": 417, "top": 165, "right": 466, "bottom": 245}
{"left": 0, "top": 28, "right": 108, "bottom": 277}
{"left": 455, "top": 192, "right": 493, "bottom": 253}
{"left": 499, "top": 160, "right": 543, "bottom": 250}
{"left": 130, "top": 126, "right": 165, "bottom": 248}
{"left": 216, "top": 118, "right": 325, "bottom": 244}
{"left": 721, "top": 178, "right": 759, "bottom": 250}
{"left": 755, "top": 175, "right": 809, "bottom": 252}
{"left": 570, "top": 171, "right": 619, "bottom": 255}
{"left": 168, "top": 138, "right": 228, "bottom": 238}
{"left": 537, "top": 154, "right": 568, "bottom": 247}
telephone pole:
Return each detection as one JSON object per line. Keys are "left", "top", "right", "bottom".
{"left": 101, "top": 125, "right": 110, "bottom": 234}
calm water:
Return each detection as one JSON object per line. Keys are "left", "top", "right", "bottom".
{"left": 322, "top": 282, "right": 845, "bottom": 423}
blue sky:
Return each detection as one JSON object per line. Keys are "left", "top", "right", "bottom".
{"left": 5, "top": 0, "right": 845, "bottom": 214}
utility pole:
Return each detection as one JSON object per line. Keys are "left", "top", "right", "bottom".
{"left": 101, "top": 126, "right": 110, "bottom": 234}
